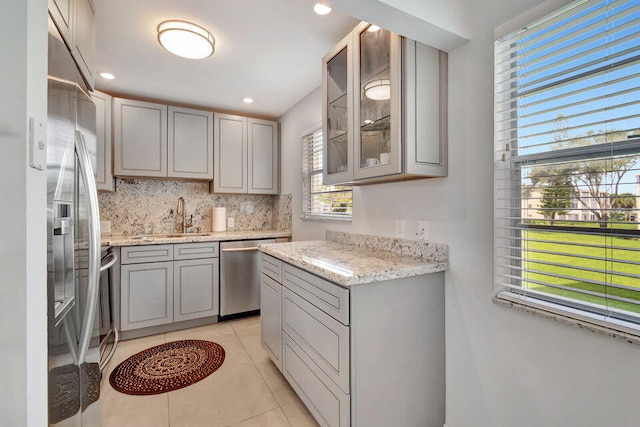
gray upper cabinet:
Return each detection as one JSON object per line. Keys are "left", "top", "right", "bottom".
{"left": 213, "top": 114, "right": 279, "bottom": 194}
{"left": 92, "top": 90, "right": 114, "bottom": 192}
{"left": 114, "top": 98, "right": 215, "bottom": 180}
{"left": 49, "top": 0, "right": 72, "bottom": 44}
{"left": 168, "top": 106, "right": 214, "bottom": 180}
{"left": 248, "top": 119, "right": 278, "bottom": 194}
{"left": 71, "top": 0, "right": 95, "bottom": 90}
{"left": 49, "top": 0, "right": 96, "bottom": 90}
{"left": 113, "top": 98, "right": 168, "bottom": 178}
{"left": 323, "top": 22, "right": 448, "bottom": 185}
{"left": 214, "top": 113, "right": 248, "bottom": 193}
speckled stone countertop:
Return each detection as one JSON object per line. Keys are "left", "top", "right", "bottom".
{"left": 103, "top": 230, "right": 291, "bottom": 247}
{"left": 259, "top": 233, "right": 448, "bottom": 287}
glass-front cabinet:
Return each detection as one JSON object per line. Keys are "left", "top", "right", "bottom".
{"left": 354, "top": 24, "right": 401, "bottom": 180}
{"left": 323, "top": 21, "right": 448, "bottom": 185}
{"left": 323, "top": 33, "right": 353, "bottom": 185}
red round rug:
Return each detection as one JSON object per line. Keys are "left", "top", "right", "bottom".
{"left": 109, "top": 339, "right": 225, "bottom": 395}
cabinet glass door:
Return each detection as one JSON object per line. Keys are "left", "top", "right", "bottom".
{"left": 323, "top": 37, "right": 353, "bottom": 184}
{"left": 355, "top": 24, "right": 401, "bottom": 179}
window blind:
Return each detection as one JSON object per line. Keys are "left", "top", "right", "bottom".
{"left": 302, "top": 127, "right": 352, "bottom": 218}
{"left": 494, "top": 0, "right": 640, "bottom": 328}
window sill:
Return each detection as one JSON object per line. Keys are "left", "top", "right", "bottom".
{"left": 494, "top": 291, "right": 640, "bottom": 346}
{"left": 300, "top": 215, "right": 352, "bottom": 223}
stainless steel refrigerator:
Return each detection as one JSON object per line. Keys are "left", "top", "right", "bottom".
{"left": 47, "top": 15, "right": 102, "bottom": 427}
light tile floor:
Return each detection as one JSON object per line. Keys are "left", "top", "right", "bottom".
{"left": 101, "top": 316, "right": 319, "bottom": 427}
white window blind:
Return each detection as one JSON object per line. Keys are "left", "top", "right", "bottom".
{"left": 495, "top": 0, "right": 640, "bottom": 330}
{"left": 302, "top": 127, "right": 352, "bottom": 219}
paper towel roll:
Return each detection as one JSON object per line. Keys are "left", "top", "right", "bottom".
{"left": 212, "top": 207, "right": 227, "bottom": 232}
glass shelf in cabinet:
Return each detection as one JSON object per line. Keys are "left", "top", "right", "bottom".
{"left": 329, "top": 131, "right": 348, "bottom": 144}
{"left": 328, "top": 92, "right": 348, "bottom": 108}
{"left": 360, "top": 115, "right": 390, "bottom": 132}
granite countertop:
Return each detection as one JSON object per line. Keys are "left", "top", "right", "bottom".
{"left": 103, "top": 230, "right": 291, "bottom": 246}
{"left": 259, "top": 237, "right": 448, "bottom": 287}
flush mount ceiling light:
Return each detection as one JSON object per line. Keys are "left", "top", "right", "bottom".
{"left": 364, "top": 79, "right": 391, "bottom": 100}
{"left": 242, "top": 97, "right": 254, "bottom": 104}
{"left": 157, "top": 20, "right": 215, "bottom": 59}
{"left": 99, "top": 72, "right": 115, "bottom": 80}
{"left": 313, "top": 3, "right": 332, "bottom": 15}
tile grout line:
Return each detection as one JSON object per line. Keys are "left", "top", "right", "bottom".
{"left": 232, "top": 322, "right": 282, "bottom": 411}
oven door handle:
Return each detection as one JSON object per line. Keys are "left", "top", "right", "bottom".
{"left": 100, "top": 252, "right": 118, "bottom": 272}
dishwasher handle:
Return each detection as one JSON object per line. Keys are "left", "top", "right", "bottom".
{"left": 221, "top": 246, "right": 259, "bottom": 253}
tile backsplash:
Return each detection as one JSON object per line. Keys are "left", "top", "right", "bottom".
{"left": 98, "top": 178, "right": 291, "bottom": 235}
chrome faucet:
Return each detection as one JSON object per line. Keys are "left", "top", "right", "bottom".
{"left": 176, "top": 197, "right": 193, "bottom": 233}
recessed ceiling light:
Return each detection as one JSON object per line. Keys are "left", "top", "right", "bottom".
{"left": 243, "top": 98, "right": 254, "bottom": 104}
{"left": 367, "top": 25, "right": 380, "bottom": 32}
{"left": 313, "top": 3, "right": 332, "bottom": 15}
{"left": 157, "top": 20, "right": 215, "bottom": 59}
{"left": 99, "top": 72, "right": 115, "bottom": 80}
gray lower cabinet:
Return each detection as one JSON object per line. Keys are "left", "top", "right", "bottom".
{"left": 121, "top": 261, "right": 174, "bottom": 330}
{"left": 260, "top": 273, "right": 282, "bottom": 369}
{"left": 120, "top": 243, "right": 219, "bottom": 332}
{"left": 260, "top": 253, "right": 445, "bottom": 427}
{"left": 174, "top": 258, "right": 219, "bottom": 322}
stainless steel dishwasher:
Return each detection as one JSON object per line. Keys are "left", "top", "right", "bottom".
{"left": 220, "top": 238, "right": 276, "bottom": 318}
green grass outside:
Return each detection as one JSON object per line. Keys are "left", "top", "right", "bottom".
{"left": 521, "top": 229, "right": 640, "bottom": 313}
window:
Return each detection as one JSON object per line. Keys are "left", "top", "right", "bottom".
{"left": 495, "top": 0, "right": 640, "bottom": 333}
{"left": 302, "top": 126, "right": 352, "bottom": 219}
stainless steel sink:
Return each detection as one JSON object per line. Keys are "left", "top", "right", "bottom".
{"left": 131, "top": 232, "right": 210, "bottom": 240}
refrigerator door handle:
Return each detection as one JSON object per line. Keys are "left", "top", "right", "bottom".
{"left": 75, "top": 130, "right": 101, "bottom": 365}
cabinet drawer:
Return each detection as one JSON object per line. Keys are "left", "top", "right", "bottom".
{"left": 283, "top": 287, "right": 350, "bottom": 394}
{"left": 283, "top": 333, "right": 350, "bottom": 427}
{"left": 121, "top": 245, "right": 173, "bottom": 264}
{"left": 174, "top": 242, "right": 219, "bottom": 260}
{"left": 261, "top": 253, "right": 282, "bottom": 282}
{"left": 283, "top": 264, "right": 349, "bottom": 325}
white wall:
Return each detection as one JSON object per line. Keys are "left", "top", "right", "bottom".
{"left": 0, "top": 0, "right": 48, "bottom": 425}
{"left": 279, "top": 1, "right": 640, "bottom": 426}
{"left": 278, "top": 87, "right": 352, "bottom": 241}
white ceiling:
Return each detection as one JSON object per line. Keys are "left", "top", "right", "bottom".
{"left": 94, "top": 0, "right": 359, "bottom": 118}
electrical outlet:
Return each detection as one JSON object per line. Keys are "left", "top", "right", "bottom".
{"left": 395, "top": 219, "right": 405, "bottom": 238}
{"left": 227, "top": 217, "right": 235, "bottom": 228}
{"left": 417, "top": 220, "right": 429, "bottom": 240}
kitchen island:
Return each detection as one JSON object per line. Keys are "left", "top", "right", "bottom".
{"left": 258, "top": 231, "right": 447, "bottom": 427}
